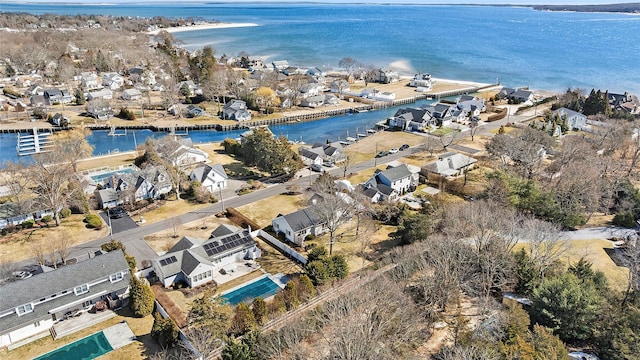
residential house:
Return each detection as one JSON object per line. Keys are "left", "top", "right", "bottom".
{"left": 329, "top": 79, "right": 350, "bottom": 94}
{"left": 510, "top": 89, "right": 534, "bottom": 103}
{"left": 95, "top": 188, "right": 119, "bottom": 209}
{"left": 299, "top": 83, "right": 321, "bottom": 99}
{"left": 409, "top": 73, "right": 433, "bottom": 90}
{"left": 362, "top": 88, "right": 396, "bottom": 102}
{"left": 80, "top": 72, "right": 101, "bottom": 91}
{"left": 0, "top": 200, "right": 56, "bottom": 229}
{"left": 103, "top": 165, "right": 172, "bottom": 206}
{"left": 456, "top": 95, "right": 486, "bottom": 117}
{"left": 360, "top": 180, "right": 397, "bottom": 202}
{"left": 0, "top": 251, "right": 130, "bottom": 347}
{"left": 496, "top": 87, "right": 516, "bottom": 99}
{"left": 272, "top": 208, "right": 327, "bottom": 246}
{"left": 300, "top": 142, "right": 346, "bottom": 164}
{"left": 189, "top": 164, "right": 228, "bottom": 192}
{"left": 30, "top": 95, "right": 46, "bottom": 107}
{"left": 86, "top": 100, "right": 113, "bottom": 120}
{"left": 43, "top": 89, "right": 73, "bottom": 105}
{"left": 51, "top": 113, "right": 69, "bottom": 127}
{"left": 389, "top": 107, "right": 435, "bottom": 131}
{"left": 271, "top": 60, "right": 290, "bottom": 72}
{"left": 169, "top": 144, "right": 209, "bottom": 166}
{"left": 185, "top": 104, "right": 205, "bottom": 118}
{"left": 422, "top": 152, "right": 477, "bottom": 178}
{"left": 323, "top": 94, "right": 339, "bottom": 106}
{"left": 102, "top": 72, "right": 124, "bottom": 90}
{"left": 151, "top": 224, "right": 261, "bottom": 288}
{"left": 222, "top": 99, "right": 251, "bottom": 121}
{"left": 177, "top": 80, "right": 201, "bottom": 96}
{"left": 367, "top": 163, "right": 419, "bottom": 194}
{"left": 608, "top": 92, "right": 639, "bottom": 114}
{"left": 374, "top": 68, "right": 400, "bottom": 84}
{"left": 87, "top": 89, "right": 113, "bottom": 101}
{"left": 552, "top": 107, "right": 588, "bottom": 131}
{"left": 421, "top": 103, "right": 455, "bottom": 127}
{"left": 121, "top": 88, "right": 142, "bottom": 101}
{"left": 300, "top": 95, "right": 324, "bottom": 108}
{"left": 26, "top": 84, "right": 44, "bottom": 96}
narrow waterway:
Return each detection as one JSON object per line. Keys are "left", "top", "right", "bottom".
{"left": 0, "top": 99, "right": 435, "bottom": 166}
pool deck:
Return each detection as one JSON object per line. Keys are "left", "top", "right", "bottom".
{"left": 103, "top": 322, "right": 135, "bottom": 350}
{"left": 53, "top": 310, "right": 116, "bottom": 339}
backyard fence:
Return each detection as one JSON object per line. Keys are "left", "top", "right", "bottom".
{"left": 255, "top": 230, "right": 307, "bottom": 265}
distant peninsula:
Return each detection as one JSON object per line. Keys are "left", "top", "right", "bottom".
{"left": 532, "top": 2, "right": 640, "bottom": 13}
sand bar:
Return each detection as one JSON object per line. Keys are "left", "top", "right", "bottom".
{"left": 147, "top": 22, "right": 259, "bottom": 35}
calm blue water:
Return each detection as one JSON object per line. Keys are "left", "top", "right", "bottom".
{"left": 2, "top": 3, "right": 638, "bottom": 93}
{"left": 221, "top": 276, "right": 282, "bottom": 305}
{"left": 0, "top": 99, "right": 432, "bottom": 165}
{"left": 34, "top": 331, "right": 113, "bottom": 360}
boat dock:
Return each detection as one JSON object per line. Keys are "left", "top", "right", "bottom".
{"left": 16, "top": 128, "right": 54, "bottom": 156}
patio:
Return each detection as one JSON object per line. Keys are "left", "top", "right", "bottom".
{"left": 52, "top": 309, "right": 116, "bottom": 339}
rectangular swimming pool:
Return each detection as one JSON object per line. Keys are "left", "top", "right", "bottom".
{"left": 222, "top": 276, "right": 282, "bottom": 305}
{"left": 34, "top": 331, "right": 113, "bottom": 360}
{"left": 90, "top": 168, "right": 133, "bottom": 183}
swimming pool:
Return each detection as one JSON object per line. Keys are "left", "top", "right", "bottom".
{"left": 222, "top": 276, "right": 283, "bottom": 305}
{"left": 34, "top": 331, "right": 113, "bottom": 360}
{"left": 90, "top": 168, "right": 133, "bottom": 183}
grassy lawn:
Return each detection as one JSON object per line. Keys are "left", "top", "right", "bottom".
{"left": 192, "top": 143, "right": 237, "bottom": 165}
{"left": 255, "top": 236, "right": 305, "bottom": 276}
{"left": 236, "top": 194, "right": 306, "bottom": 228}
{"left": 0, "top": 213, "right": 109, "bottom": 264}
{"left": 0, "top": 309, "right": 154, "bottom": 360}
{"left": 137, "top": 199, "right": 210, "bottom": 226}
{"left": 430, "top": 127, "right": 459, "bottom": 137}
{"left": 346, "top": 131, "right": 425, "bottom": 156}
{"left": 515, "top": 239, "right": 630, "bottom": 292}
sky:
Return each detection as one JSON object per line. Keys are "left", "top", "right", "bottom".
{"left": 1, "top": 0, "right": 635, "bottom": 5}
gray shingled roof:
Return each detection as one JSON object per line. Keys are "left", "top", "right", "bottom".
{"left": 378, "top": 164, "right": 413, "bottom": 182}
{"left": 168, "top": 236, "right": 207, "bottom": 253}
{"left": 280, "top": 208, "right": 322, "bottom": 232}
{"left": 191, "top": 164, "right": 228, "bottom": 184}
{"left": 0, "top": 251, "right": 129, "bottom": 335}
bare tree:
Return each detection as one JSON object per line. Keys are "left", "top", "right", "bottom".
{"left": 31, "top": 239, "right": 47, "bottom": 266}
{"left": 55, "top": 232, "right": 75, "bottom": 266}
{"left": 180, "top": 326, "right": 219, "bottom": 360}
{"left": 485, "top": 127, "right": 554, "bottom": 178}
{"left": 28, "top": 152, "right": 77, "bottom": 226}
{"left": 517, "top": 217, "right": 567, "bottom": 279}
{"left": 339, "top": 151, "right": 353, "bottom": 178}
{"left": 308, "top": 173, "right": 357, "bottom": 255}
{"left": 51, "top": 127, "right": 94, "bottom": 173}
{"left": 439, "top": 129, "right": 461, "bottom": 151}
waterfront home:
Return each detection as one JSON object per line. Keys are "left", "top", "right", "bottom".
{"left": 104, "top": 165, "right": 172, "bottom": 205}
{"left": 0, "top": 201, "right": 56, "bottom": 230}
{"left": 185, "top": 104, "right": 205, "bottom": 118}
{"left": 420, "top": 103, "right": 455, "bottom": 127}
{"left": 87, "top": 89, "right": 113, "bottom": 101}
{"left": 152, "top": 224, "right": 260, "bottom": 288}
{"left": 300, "top": 95, "right": 324, "bottom": 108}
{"left": 271, "top": 60, "right": 290, "bottom": 72}
{"left": 373, "top": 68, "right": 400, "bottom": 84}
{"left": 301, "top": 142, "right": 346, "bottom": 164}
{"left": 86, "top": 100, "right": 113, "bottom": 120}
{"left": 510, "top": 89, "right": 534, "bottom": 103}
{"left": 0, "top": 250, "right": 130, "bottom": 347}
{"left": 51, "top": 113, "right": 69, "bottom": 127}
{"left": 223, "top": 99, "right": 251, "bottom": 121}
{"left": 168, "top": 144, "right": 210, "bottom": 166}
{"left": 26, "top": 84, "right": 44, "bottom": 96}
{"left": 272, "top": 208, "right": 327, "bottom": 246}
{"left": 389, "top": 107, "right": 438, "bottom": 131}
{"left": 189, "top": 164, "right": 228, "bottom": 192}
{"left": 30, "top": 95, "right": 46, "bottom": 107}
{"left": 298, "top": 147, "right": 324, "bottom": 166}
{"left": 456, "top": 95, "right": 486, "bottom": 117}
{"left": 366, "top": 163, "right": 419, "bottom": 196}
{"left": 422, "top": 152, "right": 477, "bottom": 178}
{"left": 299, "top": 83, "right": 322, "bottom": 99}
{"left": 362, "top": 88, "right": 396, "bottom": 102}
{"left": 608, "top": 92, "right": 639, "bottom": 114}
{"left": 121, "top": 88, "right": 142, "bottom": 101}
{"left": 552, "top": 107, "right": 588, "bottom": 131}
{"left": 409, "top": 73, "right": 433, "bottom": 90}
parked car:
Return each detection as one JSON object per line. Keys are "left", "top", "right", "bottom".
{"left": 323, "top": 161, "right": 334, "bottom": 167}
{"left": 389, "top": 148, "right": 399, "bottom": 154}
{"left": 12, "top": 271, "right": 32, "bottom": 280}
{"left": 376, "top": 151, "right": 389, "bottom": 158}
{"left": 109, "top": 207, "right": 127, "bottom": 218}
{"left": 310, "top": 164, "right": 324, "bottom": 172}
{"left": 399, "top": 144, "right": 410, "bottom": 151}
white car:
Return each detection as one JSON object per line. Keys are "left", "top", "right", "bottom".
{"left": 389, "top": 148, "right": 399, "bottom": 154}
{"left": 569, "top": 352, "right": 600, "bottom": 360}
{"left": 12, "top": 271, "right": 32, "bottom": 280}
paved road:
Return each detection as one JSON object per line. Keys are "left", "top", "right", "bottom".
{"left": 10, "top": 103, "right": 548, "bottom": 270}
{"left": 561, "top": 226, "right": 637, "bottom": 241}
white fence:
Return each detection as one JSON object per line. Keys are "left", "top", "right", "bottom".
{"left": 255, "top": 230, "right": 307, "bottom": 265}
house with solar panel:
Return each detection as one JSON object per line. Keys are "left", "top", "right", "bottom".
{"left": 151, "top": 224, "right": 261, "bottom": 288}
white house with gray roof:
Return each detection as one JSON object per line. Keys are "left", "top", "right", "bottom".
{"left": 272, "top": 208, "right": 328, "bottom": 247}
{"left": 189, "top": 164, "right": 228, "bottom": 192}
{"left": 422, "top": 152, "right": 477, "bottom": 178}
{"left": 552, "top": 107, "right": 588, "bottom": 131}
{"left": 151, "top": 224, "right": 260, "bottom": 288}
{"left": 0, "top": 251, "right": 130, "bottom": 347}
{"left": 366, "top": 163, "right": 419, "bottom": 195}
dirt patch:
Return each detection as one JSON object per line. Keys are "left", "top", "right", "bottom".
{"left": 236, "top": 194, "right": 306, "bottom": 228}
{"left": 143, "top": 214, "right": 232, "bottom": 253}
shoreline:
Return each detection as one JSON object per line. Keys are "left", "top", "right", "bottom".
{"left": 146, "top": 22, "right": 259, "bottom": 35}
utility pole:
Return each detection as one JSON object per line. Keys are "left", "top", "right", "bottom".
{"left": 107, "top": 208, "right": 113, "bottom": 240}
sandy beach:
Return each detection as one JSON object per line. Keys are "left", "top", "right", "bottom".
{"left": 146, "top": 22, "right": 259, "bottom": 35}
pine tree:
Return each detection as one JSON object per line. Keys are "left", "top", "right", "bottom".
{"left": 151, "top": 312, "right": 179, "bottom": 347}
{"left": 251, "top": 297, "right": 268, "bottom": 325}
{"left": 283, "top": 282, "right": 300, "bottom": 310}
{"left": 298, "top": 274, "right": 316, "bottom": 302}
{"left": 129, "top": 276, "right": 154, "bottom": 317}
{"left": 230, "top": 303, "right": 256, "bottom": 335}
{"left": 221, "top": 337, "right": 253, "bottom": 360}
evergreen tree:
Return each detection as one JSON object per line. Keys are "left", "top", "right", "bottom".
{"left": 329, "top": 254, "right": 349, "bottom": 280}
{"left": 188, "top": 290, "right": 233, "bottom": 338}
{"left": 251, "top": 297, "right": 268, "bottom": 326}
{"left": 298, "top": 274, "right": 316, "bottom": 302}
{"left": 74, "top": 88, "right": 85, "bottom": 105}
{"left": 283, "top": 281, "right": 300, "bottom": 310}
{"left": 305, "top": 260, "right": 330, "bottom": 286}
{"left": 396, "top": 210, "right": 432, "bottom": 244}
{"left": 221, "top": 337, "right": 253, "bottom": 360}
{"left": 514, "top": 248, "right": 538, "bottom": 295}
{"left": 230, "top": 303, "right": 256, "bottom": 336}
{"left": 129, "top": 276, "right": 154, "bottom": 317}
{"left": 150, "top": 312, "right": 179, "bottom": 347}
